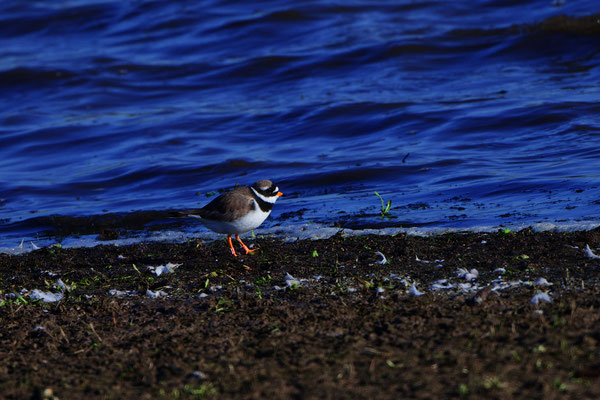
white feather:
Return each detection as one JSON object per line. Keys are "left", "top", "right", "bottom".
{"left": 585, "top": 244, "right": 600, "bottom": 259}
{"left": 200, "top": 206, "right": 271, "bottom": 235}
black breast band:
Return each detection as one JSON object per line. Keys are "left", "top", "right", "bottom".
{"left": 250, "top": 190, "right": 273, "bottom": 212}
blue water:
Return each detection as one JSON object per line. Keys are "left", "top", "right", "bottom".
{"left": 1, "top": 0, "right": 600, "bottom": 247}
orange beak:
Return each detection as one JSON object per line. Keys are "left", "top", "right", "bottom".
{"left": 277, "top": 192, "right": 284, "bottom": 197}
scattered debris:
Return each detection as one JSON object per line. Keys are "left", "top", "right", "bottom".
{"left": 585, "top": 244, "right": 600, "bottom": 259}
{"left": 534, "top": 278, "right": 552, "bottom": 286}
{"left": 29, "top": 289, "right": 63, "bottom": 303}
{"left": 1, "top": 230, "right": 600, "bottom": 399}
{"left": 466, "top": 286, "right": 492, "bottom": 306}
{"left": 458, "top": 282, "right": 475, "bottom": 291}
{"left": 430, "top": 279, "right": 454, "bottom": 291}
{"left": 416, "top": 255, "right": 444, "bottom": 264}
{"left": 415, "top": 255, "right": 430, "bottom": 264}
{"left": 108, "top": 289, "right": 137, "bottom": 297}
{"left": 188, "top": 371, "right": 208, "bottom": 381}
{"left": 457, "top": 268, "right": 479, "bottom": 281}
{"left": 374, "top": 251, "right": 388, "bottom": 265}
{"left": 146, "top": 289, "right": 168, "bottom": 298}
{"left": 409, "top": 283, "right": 424, "bottom": 296}
{"left": 530, "top": 292, "right": 552, "bottom": 305}
{"left": 147, "top": 262, "right": 182, "bottom": 276}
{"left": 55, "top": 279, "right": 70, "bottom": 292}
{"left": 5, "top": 289, "right": 27, "bottom": 300}
{"left": 285, "top": 273, "right": 301, "bottom": 288}
{"left": 491, "top": 279, "right": 530, "bottom": 291}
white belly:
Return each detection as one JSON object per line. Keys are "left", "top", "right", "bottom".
{"left": 200, "top": 209, "right": 271, "bottom": 235}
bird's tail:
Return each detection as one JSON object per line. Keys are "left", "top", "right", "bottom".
{"left": 169, "top": 209, "right": 203, "bottom": 219}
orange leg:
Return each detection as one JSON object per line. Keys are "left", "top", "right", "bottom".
{"left": 236, "top": 234, "right": 258, "bottom": 255}
{"left": 227, "top": 236, "right": 238, "bottom": 257}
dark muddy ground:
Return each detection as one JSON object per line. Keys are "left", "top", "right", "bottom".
{"left": 1, "top": 228, "right": 600, "bottom": 399}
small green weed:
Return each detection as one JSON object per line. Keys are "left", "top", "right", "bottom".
{"left": 215, "top": 298, "right": 232, "bottom": 313}
{"left": 254, "top": 275, "right": 273, "bottom": 286}
{"left": 0, "top": 295, "right": 30, "bottom": 307}
{"left": 482, "top": 376, "right": 504, "bottom": 390}
{"left": 183, "top": 383, "right": 217, "bottom": 398}
{"left": 553, "top": 379, "right": 567, "bottom": 392}
{"left": 374, "top": 191, "right": 392, "bottom": 218}
{"left": 132, "top": 264, "right": 141, "bottom": 275}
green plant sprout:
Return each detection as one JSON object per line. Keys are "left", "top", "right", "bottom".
{"left": 374, "top": 191, "right": 392, "bottom": 218}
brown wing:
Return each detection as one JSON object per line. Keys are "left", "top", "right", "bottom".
{"left": 186, "top": 186, "right": 255, "bottom": 222}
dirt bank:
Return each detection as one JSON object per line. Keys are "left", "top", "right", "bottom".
{"left": 1, "top": 228, "right": 600, "bottom": 399}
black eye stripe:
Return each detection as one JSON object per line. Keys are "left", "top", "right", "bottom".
{"left": 259, "top": 184, "right": 276, "bottom": 195}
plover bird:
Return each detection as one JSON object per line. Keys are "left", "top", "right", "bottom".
{"left": 179, "top": 180, "right": 283, "bottom": 256}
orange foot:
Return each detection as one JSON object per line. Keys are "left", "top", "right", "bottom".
{"left": 236, "top": 234, "right": 258, "bottom": 255}
{"left": 227, "top": 236, "right": 238, "bottom": 257}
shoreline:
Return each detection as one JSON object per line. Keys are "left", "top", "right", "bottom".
{"left": 1, "top": 229, "right": 600, "bottom": 399}
{"left": 2, "top": 219, "right": 600, "bottom": 256}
